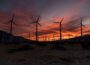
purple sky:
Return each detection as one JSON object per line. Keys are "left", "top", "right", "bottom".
{"left": 0, "top": 0, "right": 90, "bottom": 39}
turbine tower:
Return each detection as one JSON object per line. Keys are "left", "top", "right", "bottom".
{"left": 80, "top": 17, "right": 86, "bottom": 37}
{"left": 53, "top": 18, "right": 64, "bottom": 41}
{"left": 53, "top": 32, "right": 56, "bottom": 41}
{"left": 31, "top": 15, "right": 41, "bottom": 44}
{"left": 8, "top": 14, "right": 16, "bottom": 35}
{"left": 47, "top": 35, "right": 49, "bottom": 42}
{"left": 59, "top": 18, "right": 64, "bottom": 41}
{"left": 8, "top": 14, "right": 16, "bottom": 42}
{"left": 81, "top": 18, "right": 83, "bottom": 37}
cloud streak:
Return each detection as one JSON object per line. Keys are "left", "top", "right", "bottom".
{"left": 0, "top": 0, "right": 89, "bottom": 39}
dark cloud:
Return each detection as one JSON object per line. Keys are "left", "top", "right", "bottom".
{"left": 0, "top": 0, "right": 89, "bottom": 37}
{"left": 38, "top": 30, "right": 55, "bottom": 36}
{"left": 84, "top": 30, "right": 90, "bottom": 33}
{"left": 64, "top": 18, "right": 81, "bottom": 32}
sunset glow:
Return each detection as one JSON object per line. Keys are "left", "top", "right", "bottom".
{"left": 0, "top": 0, "right": 90, "bottom": 41}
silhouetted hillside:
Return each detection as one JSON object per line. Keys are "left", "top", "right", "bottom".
{"left": 0, "top": 30, "right": 90, "bottom": 45}
{"left": 38, "top": 35, "right": 90, "bottom": 48}
{"left": 37, "top": 35, "right": 90, "bottom": 44}
{"left": 43, "top": 35, "right": 90, "bottom": 49}
{"left": 0, "top": 30, "right": 35, "bottom": 44}
{"left": 0, "top": 30, "right": 13, "bottom": 43}
{"left": 63, "top": 35, "right": 90, "bottom": 43}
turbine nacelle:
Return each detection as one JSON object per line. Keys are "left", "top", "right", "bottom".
{"left": 8, "top": 14, "right": 17, "bottom": 25}
{"left": 31, "top": 15, "right": 41, "bottom": 26}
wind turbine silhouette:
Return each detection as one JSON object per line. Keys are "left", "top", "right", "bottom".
{"left": 46, "top": 35, "right": 49, "bottom": 41}
{"left": 8, "top": 14, "right": 16, "bottom": 35}
{"left": 53, "top": 32, "right": 56, "bottom": 41}
{"left": 8, "top": 14, "right": 16, "bottom": 42}
{"left": 43, "top": 35, "right": 46, "bottom": 41}
{"left": 47, "top": 35, "right": 50, "bottom": 42}
{"left": 53, "top": 18, "right": 64, "bottom": 41}
{"left": 59, "top": 18, "right": 64, "bottom": 41}
{"left": 80, "top": 17, "right": 85, "bottom": 37}
{"left": 53, "top": 18, "right": 65, "bottom": 49}
{"left": 25, "top": 32, "right": 31, "bottom": 40}
{"left": 42, "top": 36, "right": 44, "bottom": 41}
{"left": 31, "top": 15, "right": 41, "bottom": 44}
{"left": 44, "top": 35, "right": 47, "bottom": 41}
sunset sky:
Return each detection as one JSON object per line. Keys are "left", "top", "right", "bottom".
{"left": 0, "top": 0, "right": 90, "bottom": 41}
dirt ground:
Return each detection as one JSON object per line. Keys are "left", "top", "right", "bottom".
{"left": 0, "top": 44, "right": 90, "bottom": 65}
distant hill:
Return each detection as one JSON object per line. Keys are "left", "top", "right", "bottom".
{"left": 63, "top": 35, "right": 90, "bottom": 43}
{"left": 0, "top": 30, "right": 35, "bottom": 44}
{"left": 43, "top": 35, "right": 90, "bottom": 49}
{"left": 52, "top": 35, "right": 90, "bottom": 43}
{"left": 39, "top": 35, "right": 90, "bottom": 45}
{"left": 0, "top": 30, "right": 13, "bottom": 43}
{"left": 0, "top": 30, "right": 90, "bottom": 45}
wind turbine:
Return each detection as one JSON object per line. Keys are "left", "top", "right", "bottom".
{"left": 59, "top": 18, "right": 64, "bottom": 41}
{"left": 25, "top": 32, "right": 31, "bottom": 40}
{"left": 42, "top": 36, "right": 44, "bottom": 41}
{"left": 53, "top": 18, "right": 65, "bottom": 49}
{"left": 53, "top": 18, "right": 64, "bottom": 41}
{"left": 46, "top": 35, "right": 49, "bottom": 42}
{"left": 8, "top": 14, "right": 16, "bottom": 42}
{"left": 80, "top": 17, "right": 85, "bottom": 37}
{"left": 43, "top": 35, "right": 47, "bottom": 41}
{"left": 80, "top": 17, "right": 87, "bottom": 49}
{"left": 8, "top": 14, "right": 16, "bottom": 35}
{"left": 53, "top": 32, "right": 56, "bottom": 41}
{"left": 47, "top": 35, "right": 50, "bottom": 42}
{"left": 31, "top": 15, "right": 41, "bottom": 44}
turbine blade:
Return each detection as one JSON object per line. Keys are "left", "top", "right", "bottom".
{"left": 60, "top": 18, "right": 64, "bottom": 23}
{"left": 11, "top": 14, "right": 15, "bottom": 21}
{"left": 37, "top": 22, "right": 41, "bottom": 26}
{"left": 37, "top": 16, "right": 40, "bottom": 21}
{"left": 8, "top": 14, "right": 15, "bottom": 23}
{"left": 30, "top": 15, "right": 41, "bottom": 24}
{"left": 36, "top": 15, "right": 41, "bottom": 23}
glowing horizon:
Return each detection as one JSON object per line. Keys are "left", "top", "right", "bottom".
{"left": 0, "top": 0, "right": 90, "bottom": 41}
